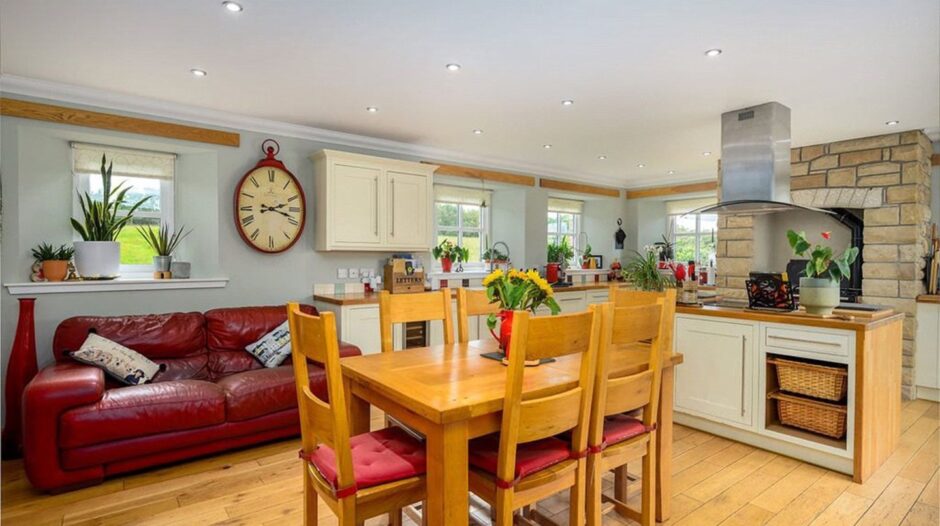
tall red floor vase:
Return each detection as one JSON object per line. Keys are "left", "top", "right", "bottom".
{"left": 2, "top": 297, "right": 38, "bottom": 459}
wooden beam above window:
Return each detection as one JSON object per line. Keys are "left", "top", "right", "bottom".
{"left": 424, "top": 161, "right": 536, "bottom": 187}
{"left": 539, "top": 178, "right": 620, "bottom": 198}
{"left": 0, "top": 98, "right": 240, "bottom": 147}
{"left": 625, "top": 181, "right": 718, "bottom": 200}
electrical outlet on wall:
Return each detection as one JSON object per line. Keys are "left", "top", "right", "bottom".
{"left": 337, "top": 268, "right": 349, "bottom": 279}
{"left": 349, "top": 268, "right": 360, "bottom": 279}
{"left": 360, "top": 268, "right": 373, "bottom": 279}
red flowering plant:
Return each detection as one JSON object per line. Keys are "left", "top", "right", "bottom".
{"left": 786, "top": 230, "right": 859, "bottom": 283}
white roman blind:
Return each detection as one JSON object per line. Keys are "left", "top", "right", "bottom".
{"left": 547, "top": 197, "right": 584, "bottom": 214}
{"left": 665, "top": 197, "right": 717, "bottom": 215}
{"left": 434, "top": 184, "right": 492, "bottom": 205}
{"left": 71, "top": 142, "right": 176, "bottom": 180}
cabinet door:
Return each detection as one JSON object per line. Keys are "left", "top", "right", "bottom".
{"left": 331, "top": 162, "right": 383, "bottom": 246}
{"left": 386, "top": 170, "right": 429, "bottom": 249}
{"left": 537, "top": 292, "right": 586, "bottom": 316}
{"left": 674, "top": 317, "right": 754, "bottom": 427}
{"left": 586, "top": 290, "right": 610, "bottom": 305}
{"left": 343, "top": 305, "right": 383, "bottom": 355}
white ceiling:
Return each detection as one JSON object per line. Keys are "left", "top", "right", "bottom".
{"left": 1, "top": 0, "right": 938, "bottom": 188}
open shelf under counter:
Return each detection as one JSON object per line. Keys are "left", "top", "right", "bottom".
{"left": 5, "top": 277, "right": 229, "bottom": 295}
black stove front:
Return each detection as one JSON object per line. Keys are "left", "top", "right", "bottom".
{"left": 786, "top": 208, "right": 864, "bottom": 303}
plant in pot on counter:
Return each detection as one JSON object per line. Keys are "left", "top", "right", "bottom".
{"left": 30, "top": 243, "right": 74, "bottom": 282}
{"left": 138, "top": 223, "right": 192, "bottom": 275}
{"left": 71, "top": 155, "right": 152, "bottom": 279}
{"left": 546, "top": 237, "right": 575, "bottom": 283}
{"left": 581, "top": 243, "right": 594, "bottom": 269}
{"left": 482, "top": 246, "right": 509, "bottom": 264}
{"left": 432, "top": 238, "right": 469, "bottom": 273}
{"left": 482, "top": 268, "right": 560, "bottom": 359}
{"left": 622, "top": 245, "right": 675, "bottom": 292}
{"left": 787, "top": 230, "right": 859, "bottom": 316}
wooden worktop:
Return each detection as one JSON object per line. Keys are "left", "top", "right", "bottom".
{"left": 313, "top": 281, "right": 624, "bottom": 306}
{"left": 917, "top": 295, "right": 940, "bottom": 304}
{"left": 676, "top": 304, "right": 904, "bottom": 332}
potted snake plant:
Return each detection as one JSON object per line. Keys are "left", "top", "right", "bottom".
{"left": 138, "top": 223, "right": 191, "bottom": 273}
{"left": 30, "top": 243, "right": 74, "bottom": 282}
{"left": 71, "top": 155, "right": 151, "bottom": 278}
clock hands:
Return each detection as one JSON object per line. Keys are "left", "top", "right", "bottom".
{"left": 260, "top": 203, "right": 294, "bottom": 219}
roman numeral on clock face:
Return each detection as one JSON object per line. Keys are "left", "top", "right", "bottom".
{"left": 268, "top": 236, "right": 274, "bottom": 249}
{"left": 287, "top": 195, "right": 298, "bottom": 202}
{"left": 289, "top": 206, "right": 300, "bottom": 213}
{"left": 268, "top": 169, "right": 275, "bottom": 183}
{"left": 250, "top": 229, "right": 260, "bottom": 241}
{"left": 241, "top": 215, "right": 255, "bottom": 226}
{"left": 250, "top": 176, "right": 259, "bottom": 188}
{"left": 287, "top": 217, "right": 299, "bottom": 226}
{"left": 241, "top": 192, "right": 254, "bottom": 199}
{"left": 240, "top": 205, "right": 252, "bottom": 212}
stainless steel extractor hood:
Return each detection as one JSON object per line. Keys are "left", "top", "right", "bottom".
{"left": 694, "top": 102, "right": 831, "bottom": 215}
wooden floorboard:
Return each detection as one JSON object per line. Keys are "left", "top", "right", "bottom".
{"left": 1, "top": 403, "right": 936, "bottom": 525}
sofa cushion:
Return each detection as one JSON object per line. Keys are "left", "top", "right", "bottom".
{"left": 70, "top": 333, "right": 164, "bottom": 385}
{"left": 245, "top": 321, "right": 293, "bottom": 368}
{"left": 205, "top": 305, "right": 317, "bottom": 379}
{"left": 60, "top": 380, "right": 225, "bottom": 449}
{"left": 217, "top": 365, "right": 327, "bottom": 422}
{"left": 53, "top": 313, "right": 208, "bottom": 381}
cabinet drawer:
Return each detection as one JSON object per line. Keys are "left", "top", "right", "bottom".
{"left": 763, "top": 325, "right": 850, "bottom": 358}
{"left": 586, "top": 290, "right": 610, "bottom": 304}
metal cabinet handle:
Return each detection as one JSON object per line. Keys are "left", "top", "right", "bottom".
{"left": 741, "top": 335, "right": 747, "bottom": 417}
{"left": 390, "top": 178, "right": 395, "bottom": 236}
{"left": 374, "top": 176, "right": 379, "bottom": 235}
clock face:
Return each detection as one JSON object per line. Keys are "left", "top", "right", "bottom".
{"left": 235, "top": 166, "right": 305, "bottom": 253}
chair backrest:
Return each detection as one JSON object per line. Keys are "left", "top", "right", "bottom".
{"left": 287, "top": 303, "right": 356, "bottom": 493}
{"left": 496, "top": 307, "right": 601, "bottom": 485}
{"left": 455, "top": 288, "right": 500, "bottom": 343}
{"left": 378, "top": 289, "right": 453, "bottom": 352}
{"left": 608, "top": 286, "right": 677, "bottom": 358}
{"left": 590, "top": 290, "right": 673, "bottom": 450}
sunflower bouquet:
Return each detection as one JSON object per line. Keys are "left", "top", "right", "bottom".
{"left": 482, "top": 268, "right": 561, "bottom": 331}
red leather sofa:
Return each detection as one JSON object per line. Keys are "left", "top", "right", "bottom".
{"left": 21, "top": 305, "right": 361, "bottom": 492}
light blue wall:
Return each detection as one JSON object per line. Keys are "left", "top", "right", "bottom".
{"left": 0, "top": 96, "right": 629, "bottom": 426}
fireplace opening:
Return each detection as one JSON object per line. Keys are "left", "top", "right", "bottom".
{"left": 786, "top": 208, "right": 864, "bottom": 303}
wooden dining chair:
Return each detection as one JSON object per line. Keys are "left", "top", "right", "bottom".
{"left": 467, "top": 306, "right": 601, "bottom": 526}
{"left": 378, "top": 289, "right": 453, "bottom": 353}
{"left": 586, "top": 290, "right": 673, "bottom": 526}
{"left": 287, "top": 303, "right": 427, "bottom": 526}
{"left": 609, "top": 285, "right": 677, "bottom": 356}
{"left": 455, "top": 288, "right": 500, "bottom": 343}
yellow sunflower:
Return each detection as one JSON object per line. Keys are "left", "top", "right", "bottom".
{"left": 482, "top": 268, "right": 504, "bottom": 287}
{"left": 508, "top": 268, "right": 528, "bottom": 281}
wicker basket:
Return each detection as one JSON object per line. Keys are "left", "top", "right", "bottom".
{"left": 769, "top": 391, "right": 847, "bottom": 439}
{"left": 769, "top": 357, "right": 848, "bottom": 402}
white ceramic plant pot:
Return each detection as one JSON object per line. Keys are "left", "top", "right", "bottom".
{"left": 152, "top": 255, "right": 172, "bottom": 272}
{"left": 73, "top": 241, "right": 120, "bottom": 279}
{"left": 799, "top": 277, "right": 840, "bottom": 316}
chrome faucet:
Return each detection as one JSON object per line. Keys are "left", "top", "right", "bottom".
{"left": 489, "top": 241, "right": 511, "bottom": 271}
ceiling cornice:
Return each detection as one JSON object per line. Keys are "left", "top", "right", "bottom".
{"left": 0, "top": 74, "right": 703, "bottom": 189}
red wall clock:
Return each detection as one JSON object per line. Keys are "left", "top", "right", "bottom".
{"left": 233, "top": 139, "right": 307, "bottom": 253}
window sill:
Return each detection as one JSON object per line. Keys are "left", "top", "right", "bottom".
{"left": 4, "top": 277, "right": 229, "bottom": 295}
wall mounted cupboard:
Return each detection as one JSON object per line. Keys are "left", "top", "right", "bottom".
{"left": 312, "top": 150, "right": 436, "bottom": 251}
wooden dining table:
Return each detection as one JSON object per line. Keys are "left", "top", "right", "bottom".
{"left": 341, "top": 339, "right": 683, "bottom": 525}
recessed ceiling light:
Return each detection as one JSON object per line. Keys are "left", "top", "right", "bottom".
{"left": 702, "top": 151, "right": 712, "bottom": 156}
{"left": 472, "top": 129, "right": 483, "bottom": 135}
{"left": 543, "top": 144, "right": 553, "bottom": 149}
{"left": 561, "top": 99, "right": 574, "bottom": 106}
{"left": 222, "top": 1, "right": 243, "bottom": 12}
{"left": 190, "top": 68, "right": 207, "bottom": 77}
{"left": 365, "top": 106, "right": 378, "bottom": 113}
{"left": 597, "top": 155, "right": 607, "bottom": 160}
{"left": 668, "top": 170, "right": 676, "bottom": 175}
{"left": 704, "top": 48, "right": 722, "bottom": 57}
{"left": 445, "top": 63, "right": 461, "bottom": 72}
{"left": 637, "top": 163, "right": 646, "bottom": 168}
{"left": 885, "top": 120, "right": 900, "bottom": 126}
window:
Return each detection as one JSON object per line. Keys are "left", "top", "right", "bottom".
{"left": 71, "top": 143, "right": 176, "bottom": 270}
{"left": 666, "top": 197, "right": 718, "bottom": 266}
{"left": 434, "top": 185, "right": 491, "bottom": 268}
{"left": 547, "top": 197, "right": 583, "bottom": 250}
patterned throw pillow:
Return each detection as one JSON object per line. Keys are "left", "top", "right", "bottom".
{"left": 245, "top": 321, "right": 293, "bottom": 368}
{"left": 70, "top": 333, "right": 164, "bottom": 385}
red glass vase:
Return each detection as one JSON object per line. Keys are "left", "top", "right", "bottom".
{"left": 2, "top": 298, "right": 38, "bottom": 459}
{"left": 488, "top": 310, "right": 514, "bottom": 358}
{"left": 441, "top": 257, "right": 453, "bottom": 273}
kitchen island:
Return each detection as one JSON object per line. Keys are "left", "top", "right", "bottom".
{"left": 673, "top": 304, "right": 904, "bottom": 483}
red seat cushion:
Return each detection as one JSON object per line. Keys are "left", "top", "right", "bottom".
{"left": 308, "top": 427, "right": 426, "bottom": 494}
{"left": 60, "top": 380, "right": 225, "bottom": 448}
{"left": 602, "top": 414, "right": 652, "bottom": 448}
{"left": 468, "top": 434, "right": 572, "bottom": 485}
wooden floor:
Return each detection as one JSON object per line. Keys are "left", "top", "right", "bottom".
{"left": 2, "top": 400, "right": 937, "bottom": 526}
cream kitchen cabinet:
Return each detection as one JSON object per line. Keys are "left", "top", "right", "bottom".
{"left": 915, "top": 300, "right": 940, "bottom": 401}
{"left": 312, "top": 302, "right": 402, "bottom": 355}
{"left": 312, "top": 150, "right": 435, "bottom": 251}
{"left": 674, "top": 316, "right": 756, "bottom": 428}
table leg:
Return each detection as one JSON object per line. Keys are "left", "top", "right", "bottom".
{"left": 656, "top": 366, "right": 674, "bottom": 522}
{"left": 344, "top": 377, "right": 371, "bottom": 435}
{"left": 425, "top": 420, "right": 469, "bottom": 526}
